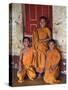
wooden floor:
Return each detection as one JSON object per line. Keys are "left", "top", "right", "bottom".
{"left": 11, "top": 69, "right": 66, "bottom": 87}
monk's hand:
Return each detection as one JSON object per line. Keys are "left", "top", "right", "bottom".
{"left": 33, "top": 49, "right": 37, "bottom": 55}
{"left": 33, "top": 49, "right": 36, "bottom": 53}
{"left": 49, "top": 68, "right": 53, "bottom": 73}
{"left": 49, "top": 65, "right": 57, "bottom": 73}
{"left": 51, "top": 64, "right": 57, "bottom": 71}
{"left": 44, "top": 38, "right": 50, "bottom": 42}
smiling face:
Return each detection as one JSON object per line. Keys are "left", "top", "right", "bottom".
{"left": 40, "top": 18, "right": 47, "bottom": 28}
{"left": 23, "top": 38, "right": 29, "bottom": 47}
{"left": 49, "top": 42, "right": 55, "bottom": 50}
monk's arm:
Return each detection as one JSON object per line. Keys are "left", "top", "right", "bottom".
{"left": 42, "top": 28, "right": 51, "bottom": 42}
{"left": 43, "top": 38, "right": 51, "bottom": 42}
{"left": 18, "top": 50, "right": 23, "bottom": 71}
{"left": 32, "top": 30, "right": 39, "bottom": 52}
{"left": 45, "top": 52, "right": 51, "bottom": 71}
{"left": 47, "top": 28, "right": 52, "bottom": 39}
{"left": 51, "top": 52, "right": 61, "bottom": 71}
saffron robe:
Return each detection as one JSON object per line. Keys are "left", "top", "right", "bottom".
{"left": 17, "top": 47, "right": 36, "bottom": 83}
{"left": 32, "top": 27, "right": 51, "bottom": 73}
{"left": 43, "top": 48, "right": 61, "bottom": 84}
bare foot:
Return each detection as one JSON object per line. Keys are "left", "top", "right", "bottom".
{"left": 54, "top": 80, "right": 61, "bottom": 84}
{"left": 17, "top": 79, "right": 24, "bottom": 83}
{"left": 28, "top": 76, "right": 34, "bottom": 80}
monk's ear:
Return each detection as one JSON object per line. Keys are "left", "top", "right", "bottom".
{"left": 54, "top": 43, "right": 57, "bottom": 47}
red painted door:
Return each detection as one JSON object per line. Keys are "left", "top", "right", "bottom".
{"left": 24, "top": 4, "right": 52, "bottom": 35}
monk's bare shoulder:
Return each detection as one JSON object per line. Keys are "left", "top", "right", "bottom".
{"left": 20, "top": 48, "right": 24, "bottom": 55}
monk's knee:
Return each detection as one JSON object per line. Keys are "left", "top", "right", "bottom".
{"left": 17, "top": 71, "right": 22, "bottom": 79}
{"left": 27, "top": 68, "right": 36, "bottom": 80}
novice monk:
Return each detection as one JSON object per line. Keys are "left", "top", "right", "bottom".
{"left": 32, "top": 16, "right": 51, "bottom": 78}
{"left": 43, "top": 39, "right": 61, "bottom": 84}
{"left": 17, "top": 37, "right": 36, "bottom": 83}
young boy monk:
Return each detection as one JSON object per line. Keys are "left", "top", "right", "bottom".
{"left": 32, "top": 16, "right": 51, "bottom": 79}
{"left": 43, "top": 39, "right": 61, "bottom": 84}
{"left": 17, "top": 37, "right": 36, "bottom": 83}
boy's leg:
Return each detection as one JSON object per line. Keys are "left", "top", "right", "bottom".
{"left": 36, "top": 72, "right": 43, "bottom": 79}
{"left": 17, "top": 69, "right": 26, "bottom": 83}
{"left": 27, "top": 66, "right": 36, "bottom": 80}
{"left": 36, "top": 67, "right": 44, "bottom": 79}
{"left": 43, "top": 72, "right": 54, "bottom": 84}
{"left": 43, "top": 70, "right": 61, "bottom": 84}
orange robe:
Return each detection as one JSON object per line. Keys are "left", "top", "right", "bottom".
{"left": 23, "top": 47, "right": 33, "bottom": 67}
{"left": 32, "top": 27, "right": 51, "bottom": 73}
{"left": 43, "top": 48, "right": 61, "bottom": 84}
{"left": 17, "top": 47, "right": 36, "bottom": 83}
